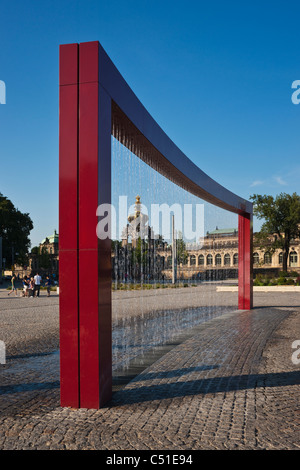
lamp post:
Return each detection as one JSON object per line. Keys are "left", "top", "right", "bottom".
{"left": 172, "top": 215, "right": 177, "bottom": 284}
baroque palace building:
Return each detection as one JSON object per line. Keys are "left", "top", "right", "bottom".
{"left": 29, "top": 225, "right": 300, "bottom": 279}
{"left": 170, "top": 227, "right": 300, "bottom": 279}
{"left": 29, "top": 230, "right": 59, "bottom": 275}
{"left": 14, "top": 198, "right": 299, "bottom": 281}
{"left": 116, "top": 197, "right": 300, "bottom": 281}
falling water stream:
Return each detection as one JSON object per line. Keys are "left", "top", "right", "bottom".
{"left": 111, "top": 135, "right": 239, "bottom": 389}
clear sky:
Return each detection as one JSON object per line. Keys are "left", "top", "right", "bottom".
{"left": 1, "top": 0, "right": 300, "bottom": 247}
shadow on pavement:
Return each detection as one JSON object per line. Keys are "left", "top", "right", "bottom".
{"left": 0, "top": 381, "right": 60, "bottom": 395}
{"left": 114, "top": 365, "right": 220, "bottom": 384}
{"left": 110, "top": 370, "right": 300, "bottom": 406}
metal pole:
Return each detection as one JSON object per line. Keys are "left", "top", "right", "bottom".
{"left": 172, "top": 215, "right": 177, "bottom": 284}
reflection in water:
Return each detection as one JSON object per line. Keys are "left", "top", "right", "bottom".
{"left": 112, "top": 303, "right": 234, "bottom": 372}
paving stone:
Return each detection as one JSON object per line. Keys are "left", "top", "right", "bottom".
{"left": 0, "top": 287, "right": 299, "bottom": 449}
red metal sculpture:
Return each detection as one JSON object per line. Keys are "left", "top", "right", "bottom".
{"left": 59, "top": 41, "right": 253, "bottom": 409}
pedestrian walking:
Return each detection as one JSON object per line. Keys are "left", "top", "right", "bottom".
{"left": 45, "top": 275, "right": 52, "bottom": 297}
{"left": 34, "top": 272, "right": 42, "bottom": 297}
{"left": 8, "top": 274, "right": 18, "bottom": 296}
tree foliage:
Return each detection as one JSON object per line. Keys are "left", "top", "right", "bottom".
{"left": 176, "top": 231, "right": 188, "bottom": 265}
{"left": 250, "top": 192, "right": 300, "bottom": 271}
{"left": 38, "top": 245, "right": 51, "bottom": 269}
{"left": 0, "top": 193, "right": 33, "bottom": 268}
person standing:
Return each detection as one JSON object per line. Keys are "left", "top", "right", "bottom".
{"left": 28, "top": 277, "right": 35, "bottom": 297}
{"left": 34, "top": 272, "right": 42, "bottom": 297}
{"left": 22, "top": 276, "right": 29, "bottom": 297}
{"left": 45, "top": 275, "right": 52, "bottom": 297}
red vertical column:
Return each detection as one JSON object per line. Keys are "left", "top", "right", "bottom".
{"left": 238, "top": 212, "right": 253, "bottom": 310}
{"left": 59, "top": 44, "right": 80, "bottom": 408}
{"left": 78, "top": 41, "right": 112, "bottom": 408}
{"left": 97, "top": 85, "right": 112, "bottom": 408}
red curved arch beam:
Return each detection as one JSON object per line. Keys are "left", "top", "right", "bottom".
{"left": 59, "top": 41, "right": 253, "bottom": 409}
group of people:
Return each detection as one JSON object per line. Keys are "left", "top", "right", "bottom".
{"left": 8, "top": 273, "right": 52, "bottom": 298}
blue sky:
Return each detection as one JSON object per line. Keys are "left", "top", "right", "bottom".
{"left": 1, "top": 0, "right": 300, "bottom": 246}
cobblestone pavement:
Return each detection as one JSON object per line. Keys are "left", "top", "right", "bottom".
{"left": 0, "top": 286, "right": 299, "bottom": 450}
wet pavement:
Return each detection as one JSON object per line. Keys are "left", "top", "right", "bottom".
{"left": 0, "top": 286, "right": 299, "bottom": 450}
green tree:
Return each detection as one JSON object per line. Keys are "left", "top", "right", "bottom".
{"left": 0, "top": 193, "right": 33, "bottom": 268}
{"left": 250, "top": 192, "right": 300, "bottom": 272}
{"left": 30, "top": 244, "right": 51, "bottom": 271}
{"left": 176, "top": 231, "right": 188, "bottom": 265}
{"left": 39, "top": 245, "right": 51, "bottom": 270}
{"left": 31, "top": 246, "right": 39, "bottom": 255}
{"left": 132, "top": 237, "right": 148, "bottom": 266}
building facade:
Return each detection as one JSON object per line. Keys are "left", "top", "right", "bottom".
{"left": 18, "top": 213, "right": 300, "bottom": 282}
{"left": 161, "top": 228, "right": 300, "bottom": 280}
{"left": 29, "top": 230, "right": 59, "bottom": 276}
{"left": 118, "top": 198, "right": 300, "bottom": 281}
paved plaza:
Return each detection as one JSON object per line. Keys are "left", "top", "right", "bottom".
{"left": 0, "top": 285, "right": 299, "bottom": 450}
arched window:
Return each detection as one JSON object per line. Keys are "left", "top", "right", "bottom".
{"left": 278, "top": 252, "right": 283, "bottom": 265}
{"left": 207, "top": 254, "right": 213, "bottom": 266}
{"left": 264, "top": 252, "right": 272, "bottom": 265}
{"left": 215, "top": 254, "right": 222, "bottom": 266}
{"left": 190, "top": 255, "right": 196, "bottom": 266}
{"left": 198, "top": 254, "right": 204, "bottom": 266}
{"left": 290, "top": 251, "right": 298, "bottom": 267}
{"left": 253, "top": 252, "right": 260, "bottom": 264}
{"left": 224, "top": 253, "right": 231, "bottom": 266}
{"left": 233, "top": 253, "right": 238, "bottom": 266}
